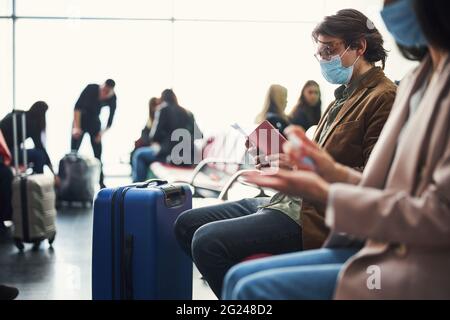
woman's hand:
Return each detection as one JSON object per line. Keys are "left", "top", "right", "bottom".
{"left": 243, "top": 169, "right": 330, "bottom": 208}
{"left": 284, "top": 126, "right": 349, "bottom": 183}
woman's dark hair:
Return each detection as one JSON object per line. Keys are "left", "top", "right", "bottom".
{"left": 289, "top": 80, "right": 322, "bottom": 117}
{"left": 400, "top": 0, "right": 450, "bottom": 61}
{"left": 312, "top": 9, "right": 388, "bottom": 69}
{"left": 27, "top": 101, "right": 48, "bottom": 131}
{"left": 289, "top": 81, "right": 322, "bottom": 129}
{"left": 161, "top": 89, "right": 179, "bottom": 106}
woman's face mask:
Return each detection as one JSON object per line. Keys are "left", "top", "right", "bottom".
{"left": 318, "top": 46, "right": 361, "bottom": 85}
{"left": 381, "top": 0, "right": 428, "bottom": 48}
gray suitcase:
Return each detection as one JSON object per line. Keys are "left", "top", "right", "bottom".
{"left": 11, "top": 111, "right": 57, "bottom": 250}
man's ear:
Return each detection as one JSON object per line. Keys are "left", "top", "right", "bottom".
{"left": 355, "top": 38, "right": 367, "bottom": 56}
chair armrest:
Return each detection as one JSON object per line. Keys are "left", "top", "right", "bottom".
{"left": 189, "top": 158, "right": 242, "bottom": 186}
{"left": 218, "top": 169, "right": 269, "bottom": 201}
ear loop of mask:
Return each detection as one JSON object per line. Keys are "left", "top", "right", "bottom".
{"left": 340, "top": 45, "right": 361, "bottom": 65}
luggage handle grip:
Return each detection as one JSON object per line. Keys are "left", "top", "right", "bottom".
{"left": 135, "top": 179, "right": 168, "bottom": 189}
{"left": 12, "top": 110, "right": 27, "bottom": 175}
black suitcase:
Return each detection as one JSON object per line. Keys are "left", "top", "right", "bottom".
{"left": 57, "top": 152, "right": 100, "bottom": 204}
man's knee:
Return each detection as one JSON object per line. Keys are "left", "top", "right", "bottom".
{"left": 174, "top": 208, "right": 198, "bottom": 246}
{"left": 191, "top": 223, "right": 225, "bottom": 265}
{"left": 132, "top": 148, "right": 146, "bottom": 162}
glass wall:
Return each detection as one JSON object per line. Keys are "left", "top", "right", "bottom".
{"left": 0, "top": 0, "right": 417, "bottom": 169}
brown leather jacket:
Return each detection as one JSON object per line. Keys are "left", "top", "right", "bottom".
{"left": 301, "top": 67, "right": 397, "bottom": 250}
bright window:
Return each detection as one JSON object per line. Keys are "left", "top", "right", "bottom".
{"left": 0, "top": 0, "right": 417, "bottom": 169}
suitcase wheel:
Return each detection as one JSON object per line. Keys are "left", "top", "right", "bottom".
{"left": 48, "top": 234, "right": 56, "bottom": 246}
{"left": 14, "top": 239, "right": 24, "bottom": 251}
{"left": 32, "top": 241, "right": 42, "bottom": 251}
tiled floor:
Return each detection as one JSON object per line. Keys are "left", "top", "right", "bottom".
{"left": 0, "top": 177, "right": 216, "bottom": 300}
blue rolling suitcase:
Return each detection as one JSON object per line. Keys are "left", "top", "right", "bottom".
{"left": 92, "top": 179, "right": 193, "bottom": 300}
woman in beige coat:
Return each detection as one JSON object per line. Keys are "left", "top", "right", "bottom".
{"left": 224, "top": 0, "right": 450, "bottom": 300}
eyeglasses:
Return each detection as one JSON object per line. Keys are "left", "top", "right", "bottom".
{"left": 314, "top": 40, "right": 346, "bottom": 61}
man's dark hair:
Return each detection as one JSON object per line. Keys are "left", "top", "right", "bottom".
{"left": 161, "top": 89, "right": 179, "bottom": 106}
{"left": 401, "top": 0, "right": 450, "bottom": 61}
{"left": 312, "top": 9, "right": 388, "bottom": 69}
{"left": 105, "top": 79, "right": 116, "bottom": 88}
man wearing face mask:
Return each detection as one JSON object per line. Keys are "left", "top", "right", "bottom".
{"left": 71, "top": 79, "right": 117, "bottom": 189}
{"left": 174, "top": 9, "right": 397, "bottom": 299}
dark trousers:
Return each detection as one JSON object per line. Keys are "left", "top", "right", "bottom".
{"left": 71, "top": 130, "right": 104, "bottom": 186}
{"left": 174, "top": 198, "right": 303, "bottom": 297}
{"left": 14, "top": 148, "right": 47, "bottom": 174}
{"left": 0, "top": 164, "right": 13, "bottom": 223}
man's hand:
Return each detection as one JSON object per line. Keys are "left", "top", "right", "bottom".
{"left": 72, "top": 127, "right": 83, "bottom": 139}
{"left": 54, "top": 175, "right": 61, "bottom": 188}
{"left": 73, "top": 110, "right": 82, "bottom": 139}
{"left": 95, "top": 131, "right": 104, "bottom": 144}
{"left": 243, "top": 169, "right": 330, "bottom": 208}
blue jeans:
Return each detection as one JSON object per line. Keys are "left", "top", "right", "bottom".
{"left": 131, "top": 147, "right": 158, "bottom": 182}
{"left": 174, "top": 198, "right": 302, "bottom": 298}
{"left": 222, "top": 248, "right": 359, "bottom": 300}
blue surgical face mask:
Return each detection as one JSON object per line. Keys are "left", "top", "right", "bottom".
{"left": 381, "top": 0, "right": 428, "bottom": 48}
{"left": 319, "top": 47, "right": 361, "bottom": 85}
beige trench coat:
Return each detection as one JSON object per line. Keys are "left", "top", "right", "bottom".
{"left": 325, "top": 54, "right": 450, "bottom": 300}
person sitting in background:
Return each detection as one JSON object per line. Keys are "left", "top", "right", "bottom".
{"left": 130, "top": 97, "right": 160, "bottom": 181}
{"left": 0, "top": 102, "right": 56, "bottom": 178}
{"left": 0, "top": 129, "right": 13, "bottom": 229}
{"left": 132, "top": 89, "right": 202, "bottom": 182}
{"left": 224, "top": 0, "right": 450, "bottom": 300}
{"left": 174, "top": 8, "right": 396, "bottom": 298}
{"left": 0, "top": 130, "right": 19, "bottom": 300}
{"left": 289, "top": 80, "right": 322, "bottom": 131}
{"left": 134, "top": 97, "right": 160, "bottom": 151}
{"left": 255, "top": 84, "right": 290, "bottom": 134}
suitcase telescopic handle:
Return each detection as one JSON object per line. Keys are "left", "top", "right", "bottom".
{"left": 135, "top": 179, "right": 168, "bottom": 189}
{"left": 12, "top": 110, "right": 28, "bottom": 175}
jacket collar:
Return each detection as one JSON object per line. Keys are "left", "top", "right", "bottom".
{"left": 314, "top": 67, "right": 386, "bottom": 146}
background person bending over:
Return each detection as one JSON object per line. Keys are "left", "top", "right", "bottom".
{"left": 289, "top": 80, "right": 322, "bottom": 131}
{"left": 0, "top": 102, "right": 56, "bottom": 178}
{"left": 71, "top": 79, "right": 117, "bottom": 189}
